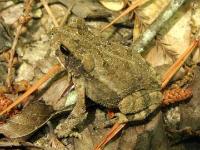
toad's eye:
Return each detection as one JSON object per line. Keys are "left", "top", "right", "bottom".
{"left": 60, "top": 44, "right": 70, "bottom": 56}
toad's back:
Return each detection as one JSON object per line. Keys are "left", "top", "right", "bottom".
{"left": 52, "top": 25, "right": 161, "bottom": 108}
{"left": 79, "top": 32, "right": 161, "bottom": 108}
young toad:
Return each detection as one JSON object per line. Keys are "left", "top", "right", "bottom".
{"left": 50, "top": 22, "right": 162, "bottom": 138}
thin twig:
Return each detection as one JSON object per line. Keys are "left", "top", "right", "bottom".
{"left": 41, "top": 0, "right": 59, "bottom": 27}
{"left": 133, "top": 0, "right": 187, "bottom": 53}
{"left": 6, "top": 0, "right": 33, "bottom": 89}
{"left": 0, "top": 64, "right": 62, "bottom": 115}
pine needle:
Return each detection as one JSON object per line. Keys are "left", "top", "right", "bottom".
{"left": 0, "top": 64, "right": 62, "bottom": 115}
{"left": 101, "top": 0, "right": 148, "bottom": 32}
{"left": 6, "top": 0, "right": 33, "bottom": 89}
{"left": 161, "top": 40, "right": 198, "bottom": 89}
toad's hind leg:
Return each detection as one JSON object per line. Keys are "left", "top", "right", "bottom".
{"left": 118, "top": 90, "right": 162, "bottom": 122}
{"left": 55, "top": 77, "right": 87, "bottom": 138}
{"left": 94, "top": 90, "right": 162, "bottom": 150}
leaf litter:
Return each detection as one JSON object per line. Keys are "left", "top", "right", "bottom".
{"left": 0, "top": 0, "right": 199, "bottom": 150}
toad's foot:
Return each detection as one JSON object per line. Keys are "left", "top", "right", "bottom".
{"left": 55, "top": 113, "right": 87, "bottom": 138}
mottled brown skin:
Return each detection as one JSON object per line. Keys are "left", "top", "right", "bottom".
{"left": 50, "top": 23, "right": 162, "bottom": 138}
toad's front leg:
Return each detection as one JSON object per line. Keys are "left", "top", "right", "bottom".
{"left": 55, "top": 77, "right": 87, "bottom": 138}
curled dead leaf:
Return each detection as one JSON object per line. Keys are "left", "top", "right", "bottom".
{"left": 99, "top": 0, "right": 127, "bottom": 11}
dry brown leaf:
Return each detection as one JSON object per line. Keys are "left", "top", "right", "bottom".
{"left": 0, "top": 17, "right": 12, "bottom": 53}
{"left": 0, "top": 101, "right": 54, "bottom": 139}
